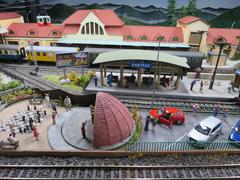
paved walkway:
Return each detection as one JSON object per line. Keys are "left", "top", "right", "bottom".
{"left": 85, "top": 72, "right": 239, "bottom": 99}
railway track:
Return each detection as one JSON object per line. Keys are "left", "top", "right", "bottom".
{"left": 0, "top": 164, "right": 240, "bottom": 179}
{"left": 116, "top": 95, "right": 240, "bottom": 115}
{"left": 0, "top": 65, "right": 58, "bottom": 91}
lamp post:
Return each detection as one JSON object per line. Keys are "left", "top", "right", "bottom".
{"left": 151, "top": 41, "right": 161, "bottom": 108}
{"left": 26, "top": 10, "right": 31, "bottom": 23}
{"left": 209, "top": 41, "right": 230, "bottom": 89}
{"left": 28, "top": 40, "right": 39, "bottom": 73}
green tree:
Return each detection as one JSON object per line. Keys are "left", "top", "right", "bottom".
{"left": 187, "top": 0, "right": 197, "bottom": 16}
{"left": 179, "top": 6, "right": 187, "bottom": 18}
{"left": 167, "top": 0, "right": 176, "bottom": 26}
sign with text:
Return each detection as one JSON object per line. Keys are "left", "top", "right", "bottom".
{"left": 131, "top": 62, "right": 152, "bottom": 69}
{"left": 56, "top": 52, "right": 88, "bottom": 68}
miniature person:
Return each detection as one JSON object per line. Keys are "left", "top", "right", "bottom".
{"left": 51, "top": 102, "right": 57, "bottom": 114}
{"left": 152, "top": 118, "right": 158, "bottom": 130}
{"left": 64, "top": 96, "right": 72, "bottom": 111}
{"left": 29, "top": 118, "right": 33, "bottom": 130}
{"left": 90, "top": 105, "right": 95, "bottom": 124}
{"left": 222, "top": 108, "right": 228, "bottom": 121}
{"left": 52, "top": 111, "right": 56, "bottom": 125}
{"left": 81, "top": 122, "right": 86, "bottom": 139}
{"left": 7, "top": 134, "right": 19, "bottom": 149}
{"left": 27, "top": 105, "right": 30, "bottom": 111}
{"left": 192, "top": 103, "right": 199, "bottom": 117}
{"left": 45, "top": 93, "right": 50, "bottom": 107}
{"left": 190, "top": 79, "right": 197, "bottom": 91}
{"left": 230, "top": 81, "right": 236, "bottom": 92}
{"left": 107, "top": 72, "right": 113, "bottom": 87}
{"left": 213, "top": 104, "right": 220, "bottom": 117}
{"left": 228, "top": 85, "right": 232, "bottom": 94}
{"left": 199, "top": 80, "right": 203, "bottom": 92}
{"left": 130, "top": 73, "right": 136, "bottom": 83}
{"left": 9, "top": 124, "right": 16, "bottom": 138}
{"left": 93, "top": 75, "right": 98, "bottom": 87}
{"left": 144, "top": 115, "right": 150, "bottom": 131}
{"left": 32, "top": 126, "right": 39, "bottom": 141}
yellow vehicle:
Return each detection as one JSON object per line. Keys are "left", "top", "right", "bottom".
{"left": 25, "top": 46, "right": 78, "bottom": 62}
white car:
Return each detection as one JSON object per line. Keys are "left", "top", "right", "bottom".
{"left": 187, "top": 116, "right": 223, "bottom": 146}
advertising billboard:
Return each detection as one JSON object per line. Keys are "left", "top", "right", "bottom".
{"left": 56, "top": 52, "right": 88, "bottom": 68}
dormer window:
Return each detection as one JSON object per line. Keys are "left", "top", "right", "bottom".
{"left": 50, "top": 31, "right": 60, "bottom": 37}
{"left": 139, "top": 35, "right": 148, "bottom": 41}
{"left": 27, "top": 30, "right": 36, "bottom": 36}
{"left": 124, "top": 34, "right": 134, "bottom": 40}
{"left": 172, "top": 36, "right": 180, "bottom": 42}
{"left": 156, "top": 35, "right": 166, "bottom": 42}
{"left": 8, "top": 29, "right": 15, "bottom": 35}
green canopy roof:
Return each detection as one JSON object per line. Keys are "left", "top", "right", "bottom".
{"left": 93, "top": 49, "right": 190, "bottom": 69}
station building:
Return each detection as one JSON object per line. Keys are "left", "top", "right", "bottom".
{"left": 0, "top": 9, "right": 240, "bottom": 66}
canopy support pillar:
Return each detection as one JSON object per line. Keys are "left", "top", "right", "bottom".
{"left": 120, "top": 64, "right": 124, "bottom": 87}
{"left": 104, "top": 65, "right": 107, "bottom": 78}
{"left": 100, "top": 64, "right": 104, "bottom": 86}
{"left": 137, "top": 68, "right": 141, "bottom": 87}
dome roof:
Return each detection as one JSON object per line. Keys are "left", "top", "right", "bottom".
{"left": 93, "top": 92, "right": 133, "bottom": 148}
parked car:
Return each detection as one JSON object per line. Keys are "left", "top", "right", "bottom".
{"left": 149, "top": 107, "right": 185, "bottom": 127}
{"left": 187, "top": 116, "right": 223, "bottom": 147}
{"left": 228, "top": 120, "right": 240, "bottom": 142}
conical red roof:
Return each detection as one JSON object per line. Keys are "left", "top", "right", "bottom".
{"left": 93, "top": 92, "right": 133, "bottom": 147}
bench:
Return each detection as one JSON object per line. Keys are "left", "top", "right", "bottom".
{"left": 142, "top": 77, "right": 153, "bottom": 85}
{"left": 112, "top": 76, "right": 118, "bottom": 83}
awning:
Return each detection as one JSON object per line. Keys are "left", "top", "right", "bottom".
{"left": 57, "top": 38, "right": 190, "bottom": 48}
{"left": 93, "top": 49, "right": 190, "bottom": 69}
{"left": 84, "top": 47, "right": 203, "bottom": 58}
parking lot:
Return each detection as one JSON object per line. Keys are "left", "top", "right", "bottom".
{"left": 140, "top": 111, "right": 239, "bottom": 142}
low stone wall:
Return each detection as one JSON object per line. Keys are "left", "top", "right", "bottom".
{"left": 187, "top": 72, "right": 235, "bottom": 81}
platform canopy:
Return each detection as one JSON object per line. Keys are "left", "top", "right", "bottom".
{"left": 93, "top": 49, "right": 190, "bottom": 69}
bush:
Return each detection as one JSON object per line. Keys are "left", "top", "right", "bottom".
{"left": 0, "top": 80, "right": 22, "bottom": 92}
{"left": 68, "top": 71, "right": 76, "bottom": 81}
{"left": 79, "top": 76, "right": 90, "bottom": 87}
{"left": 59, "top": 76, "right": 64, "bottom": 81}
{"left": 86, "top": 70, "right": 95, "bottom": 79}
{"left": 73, "top": 77, "right": 81, "bottom": 85}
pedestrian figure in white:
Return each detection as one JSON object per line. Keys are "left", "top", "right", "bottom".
{"left": 45, "top": 93, "right": 50, "bottom": 107}
{"left": 64, "top": 96, "right": 72, "bottom": 111}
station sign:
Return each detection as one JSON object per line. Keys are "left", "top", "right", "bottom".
{"left": 131, "top": 62, "right": 152, "bottom": 69}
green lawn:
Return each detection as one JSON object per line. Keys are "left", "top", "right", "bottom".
{"left": 43, "top": 75, "right": 83, "bottom": 91}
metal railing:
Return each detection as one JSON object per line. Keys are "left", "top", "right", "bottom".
{"left": 125, "top": 141, "right": 240, "bottom": 152}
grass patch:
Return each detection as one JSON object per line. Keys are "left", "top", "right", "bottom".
{"left": 43, "top": 75, "right": 83, "bottom": 91}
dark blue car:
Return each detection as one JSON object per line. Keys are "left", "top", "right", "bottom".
{"left": 228, "top": 120, "right": 240, "bottom": 142}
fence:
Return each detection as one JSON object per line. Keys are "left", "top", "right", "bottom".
{"left": 125, "top": 141, "right": 240, "bottom": 152}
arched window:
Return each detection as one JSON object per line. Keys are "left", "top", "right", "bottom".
{"left": 155, "top": 35, "right": 165, "bottom": 42}
{"left": 215, "top": 37, "right": 226, "bottom": 43}
{"left": 8, "top": 29, "right": 15, "bottom": 35}
{"left": 27, "top": 30, "right": 36, "bottom": 36}
{"left": 81, "top": 22, "right": 104, "bottom": 35}
{"left": 124, "top": 34, "right": 134, "bottom": 40}
{"left": 139, "top": 35, "right": 148, "bottom": 41}
{"left": 172, "top": 36, "right": 180, "bottom": 42}
{"left": 50, "top": 31, "right": 60, "bottom": 37}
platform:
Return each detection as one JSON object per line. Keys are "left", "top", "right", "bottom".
{"left": 85, "top": 72, "right": 239, "bottom": 100}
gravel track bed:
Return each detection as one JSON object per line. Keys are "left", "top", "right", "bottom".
{"left": 0, "top": 154, "right": 240, "bottom": 166}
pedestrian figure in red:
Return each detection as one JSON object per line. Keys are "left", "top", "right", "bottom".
{"left": 32, "top": 126, "right": 39, "bottom": 141}
{"left": 81, "top": 122, "right": 86, "bottom": 139}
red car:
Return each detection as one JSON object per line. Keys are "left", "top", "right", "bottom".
{"left": 149, "top": 107, "right": 185, "bottom": 127}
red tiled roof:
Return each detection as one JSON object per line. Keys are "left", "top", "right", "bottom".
{"left": 93, "top": 92, "right": 133, "bottom": 148}
{"left": 123, "top": 25, "right": 184, "bottom": 42}
{"left": 105, "top": 26, "right": 123, "bottom": 35}
{"left": 178, "top": 16, "right": 200, "bottom": 24}
{"left": 63, "top": 9, "right": 123, "bottom": 26}
{"left": 6, "top": 23, "right": 64, "bottom": 38}
{"left": 207, "top": 28, "right": 240, "bottom": 46}
{"left": 0, "top": 12, "right": 22, "bottom": 20}
{"left": 64, "top": 25, "right": 80, "bottom": 34}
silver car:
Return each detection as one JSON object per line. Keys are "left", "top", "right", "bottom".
{"left": 187, "top": 116, "right": 223, "bottom": 146}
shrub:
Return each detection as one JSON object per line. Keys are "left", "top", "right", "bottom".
{"left": 73, "top": 77, "right": 81, "bottom": 85}
{"left": 79, "top": 76, "right": 90, "bottom": 87}
{"left": 86, "top": 70, "right": 95, "bottom": 79}
{"left": 59, "top": 76, "right": 64, "bottom": 81}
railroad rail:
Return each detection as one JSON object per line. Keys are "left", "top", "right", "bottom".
{"left": 116, "top": 95, "right": 240, "bottom": 115}
{"left": 0, "top": 164, "right": 240, "bottom": 179}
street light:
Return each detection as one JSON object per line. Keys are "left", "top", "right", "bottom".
{"left": 209, "top": 41, "right": 231, "bottom": 89}
{"left": 151, "top": 40, "right": 161, "bottom": 108}
{"left": 231, "top": 21, "right": 236, "bottom": 29}
{"left": 26, "top": 10, "right": 31, "bottom": 23}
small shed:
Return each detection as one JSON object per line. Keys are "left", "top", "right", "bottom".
{"left": 233, "top": 70, "right": 240, "bottom": 88}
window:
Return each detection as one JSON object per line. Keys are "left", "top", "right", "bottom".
{"left": 95, "top": 23, "right": 99, "bottom": 34}
{"left": 4, "top": 50, "right": 8, "bottom": 55}
{"left": 50, "top": 42, "right": 56, "bottom": 46}
{"left": 211, "top": 123, "right": 222, "bottom": 133}
{"left": 90, "top": 22, "right": 94, "bottom": 34}
{"left": 51, "top": 31, "right": 59, "bottom": 37}
{"left": 8, "top": 30, "right": 15, "bottom": 35}
{"left": 172, "top": 36, "right": 180, "bottom": 42}
{"left": 216, "top": 37, "right": 226, "bottom": 43}
{"left": 100, "top": 26, "right": 104, "bottom": 35}
{"left": 28, "top": 31, "right": 36, "bottom": 36}
{"left": 81, "top": 27, "right": 85, "bottom": 34}
{"left": 36, "top": 52, "right": 41, "bottom": 56}
{"left": 139, "top": 35, "right": 148, "bottom": 41}
{"left": 125, "top": 35, "right": 134, "bottom": 40}
{"left": 156, "top": 35, "right": 165, "bottom": 42}
{"left": 8, "top": 41, "right": 19, "bottom": 45}
{"left": 42, "top": 52, "right": 46, "bottom": 56}
{"left": 86, "top": 23, "right": 89, "bottom": 34}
